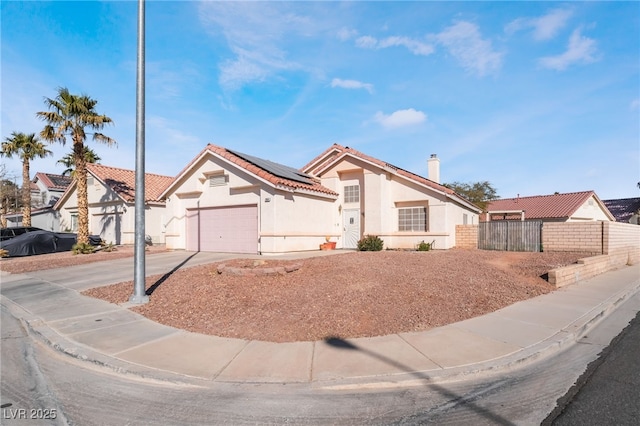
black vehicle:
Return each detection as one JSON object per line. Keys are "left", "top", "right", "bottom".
{"left": 0, "top": 230, "right": 102, "bottom": 257}
{"left": 0, "top": 226, "right": 44, "bottom": 242}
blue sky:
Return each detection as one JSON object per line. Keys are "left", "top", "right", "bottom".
{"left": 2, "top": 1, "right": 639, "bottom": 200}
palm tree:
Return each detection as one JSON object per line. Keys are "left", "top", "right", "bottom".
{"left": 57, "top": 147, "right": 102, "bottom": 177}
{"left": 1, "top": 132, "right": 52, "bottom": 226}
{"left": 37, "top": 87, "right": 115, "bottom": 245}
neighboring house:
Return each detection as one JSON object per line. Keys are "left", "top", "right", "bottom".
{"left": 162, "top": 144, "right": 481, "bottom": 254}
{"left": 603, "top": 197, "right": 640, "bottom": 224}
{"left": 54, "top": 164, "right": 173, "bottom": 245}
{"left": 3, "top": 172, "right": 71, "bottom": 230}
{"left": 3, "top": 206, "right": 61, "bottom": 231}
{"left": 484, "top": 191, "right": 615, "bottom": 222}
{"left": 33, "top": 172, "right": 72, "bottom": 207}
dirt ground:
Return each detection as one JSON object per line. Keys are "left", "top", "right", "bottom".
{"left": 0, "top": 245, "right": 169, "bottom": 274}
{"left": 70, "top": 249, "right": 585, "bottom": 343}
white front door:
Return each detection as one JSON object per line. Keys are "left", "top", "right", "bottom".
{"left": 342, "top": 209, "right": 360, "bottom": 249}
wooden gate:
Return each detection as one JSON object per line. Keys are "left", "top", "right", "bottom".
{"left": 478, "top": 221, "right": 542, "bottom": 252}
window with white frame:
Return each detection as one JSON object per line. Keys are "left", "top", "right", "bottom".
{"left": 344, "top": 185, "right": 360, "bottom": 203}
{"left": 70, "top": 214, "right": 78, "bottom": 232}
{"left": 398, "top": 207, "right": 427, "bottom": 232}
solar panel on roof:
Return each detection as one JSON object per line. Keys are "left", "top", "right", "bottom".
{"left": 228, "top": 149, "right": 315, "bottom": 185}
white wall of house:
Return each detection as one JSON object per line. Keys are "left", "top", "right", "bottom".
{"left": 568, "top": 196, "right": 614, "bottom": 221}
{"left": 57, "top": 174, "right": 166, "bottom": 244}
{"left": 164, "top": 154, "right": 337, "bottom": 253}
{"left": 318, "top": 156, "right": 479, "bottom": 249}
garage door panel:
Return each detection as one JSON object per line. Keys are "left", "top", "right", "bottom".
{"left": 186, "top": 205, "right": 258, "bottom": 253}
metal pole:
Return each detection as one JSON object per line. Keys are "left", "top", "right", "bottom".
{"left": 130, "top": 0, "right": 148, "bottom": 304}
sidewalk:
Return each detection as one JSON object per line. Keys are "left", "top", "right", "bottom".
{"left": 1, "top": 251, "right": 639, "bottom": 387}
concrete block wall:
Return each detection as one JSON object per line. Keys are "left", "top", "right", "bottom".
{"left": 542, "top": 222, "right": 603, "bottom": 254}
{"left": 548, "top": 251, "right": 636, "bottom": 287}
{"left": 455, "top": 225, "right": 478, "bottom": 249}
{"left": 548, "top": 222, "right": 640, "bottom": 287}
{"left": 604, "top": 222, "right": 640, "bottom": 253}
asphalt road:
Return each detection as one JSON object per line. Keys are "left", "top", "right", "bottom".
{"left": 546, "top": 310, "right": 640, "bottom": 425}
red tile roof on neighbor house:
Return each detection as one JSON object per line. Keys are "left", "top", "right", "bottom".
{"left": 302, "top": 143, "right": 481, "bottom": 212}
{"left": 166, "top": 144, "right": 338, "bottom": 197}
{"left": 485, "top": 191, "right": 611, "bottom": 220}
{"left": 33, "top": 172, "right": 72, "bottom": 191}
{"left": 86, "top": 163, "right": 174, "bottom": 203}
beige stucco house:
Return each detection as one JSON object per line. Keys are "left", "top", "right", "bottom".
{"left": 161, "top": 144, "right": 481, "bottom": 254}
{"left": 54, "top": 164, "right": 173, "bottom": 245}
{"left": 302, "top": 144, "right": 482, "bottom": 250}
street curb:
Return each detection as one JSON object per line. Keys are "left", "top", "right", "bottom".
{"left": 2, "top": 273, "right": 639, "bottom": 388}
{"left": 1, "top": 295, "right": 207, "bottom": 386}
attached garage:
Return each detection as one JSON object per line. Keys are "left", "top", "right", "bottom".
{"left": 186, "top": 205, "right": 258, "bottom": 253}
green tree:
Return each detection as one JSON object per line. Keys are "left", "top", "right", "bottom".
{"left": 57, "top": 147, "right": 102, "bottom": 177}
{"left": 1, "top": 132, "right": 52, "bottom": 226}
{"left": 444, "top": 181, "right": 499, "bottom": 211}
{"left": 37, "top": 87, "right": 115, "bottom": 245}
{"left": 0, "top": 164, "right": 22, "bottom": 228}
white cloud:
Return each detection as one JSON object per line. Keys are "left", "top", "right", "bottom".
{"left": 355, "top": 35, "right": 379, "bottom": 49}
{"left": 372, "top": 108, "right": 427, "bottom": 129}
{"left": 435, "top": 21, "right": 503, "bottom": 76}
{"left": 337, "top": 27, "right": 358, "bottom": 41}
{"left": 630, "top": 99, "right": 640, "bottom": 111}
{"left": 355, "top": 35, "right": 434, "bottom": 56}
{"left": 331, "top": 78, "right": 373, "bottom": 94}
{"left": 505, "top": 8, "right": 573, "bottom": 41}
{"left": 538, "top": 28, "right": 599, "bottom": 70}
{"left": 198, "top": 2, "right": 315, "bottom": 90}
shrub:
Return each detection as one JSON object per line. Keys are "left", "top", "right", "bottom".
{"left": 357, "top": 235, "right": 384, "bottom": 251}
{"left": 0, "top": 249, "right": 8, "bottom": 258}
{"left": 72, "top": 243, "right": 96, "bottom": 255}
{"left": 416, "top": 241, "right": 430, "bottom": 251}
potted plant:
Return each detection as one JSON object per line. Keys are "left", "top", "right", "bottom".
{"left": 320, "top": 236, "right": 337, "bottom": 250}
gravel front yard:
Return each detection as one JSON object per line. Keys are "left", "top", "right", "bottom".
{"left": 0, "top": 245, "right": 169, "bottom": 274}
{"left": 78, "top": 249, "right": 584, "bottom": 343}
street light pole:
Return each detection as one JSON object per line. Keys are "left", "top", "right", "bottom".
{"left": 130, "top": 0, "right": 148, "bottom": 304}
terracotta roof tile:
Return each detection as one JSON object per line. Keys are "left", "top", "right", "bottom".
{"left": 486, "top": 191, "right": 601, "bottom": 220}
{"left": 202, "top": 144, "right": 338, "bottom": 196}
{"left": 86, "top": 163, "right": 174, "bottom": 203}
{"left": 302, "top": 144, "right": 480, "bottom": 211}
{"left": 33, "top": 172, "right": 72, "bottom": 190}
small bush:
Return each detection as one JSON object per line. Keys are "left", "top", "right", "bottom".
{"left": 0, "top": 249, "right": 8, "bottom": 258}
{"left": 72, "top": 242, "right": 96, "bottom": 255}
{"left": 102, "top": 242, "right": 117, "bottom": 252}
{"left": 357, "top": 235, "right": 384, "bottom": 251}
{"left": 416, "top": 241, "right": 431, "bottom": 251}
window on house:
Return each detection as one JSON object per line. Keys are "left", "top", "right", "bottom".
{"left": 399, "top": 207, "right": 427, "bottom": 232}
{"left": 344, "top": 185, "right": 360, "bottom": 203}
{"left": 463, "top": 214, "right": 468, "bottom": 225}
{"left": 70, "top": 214, "right": 78, "bottom": 232}
{"left": 209, "top": 174, "right": 227, "bottom": 187}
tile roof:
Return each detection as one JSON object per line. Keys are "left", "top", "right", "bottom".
{"left": 603, "top": 197, "right": 640, "bottom": 223}
{"left": 167, "top": 144, "right": 338, "bottom": 197}
{"left": 33, "top": 172, "right": 72, "bottom": 191}
{"left": 302, "top": 143, "right": 481, "bottom": 211}
{"left": 485, "top": 191, "right": 609, "bottom": 220}
{"left": 86, "top": 163, "right": 174, "bottom": 203}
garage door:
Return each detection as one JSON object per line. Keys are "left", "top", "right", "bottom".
{"left": 186, "top": 205, "right": 258, "bottom": 253}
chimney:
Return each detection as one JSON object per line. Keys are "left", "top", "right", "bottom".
{"left": 427, "top": 154, "right": 440, "bottom": 183}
